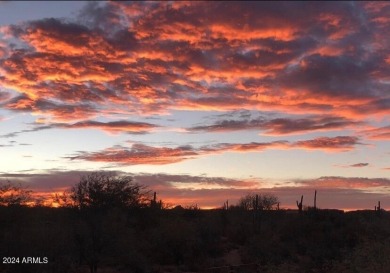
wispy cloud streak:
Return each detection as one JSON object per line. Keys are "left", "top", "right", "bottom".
{"left": 0, "top": 120, "right": 159, "bottom": 138}
{"left": 68, "top": 136, "right": 362, "bottom": 165}
{"left": 335, "top": 163, "right": 370, "bottom": 168}
{"left": 188, "top": 115, "right": 362, "bottom": 135}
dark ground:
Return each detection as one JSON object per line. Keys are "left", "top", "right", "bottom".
{"left": 0, "top": 206, "right": 389, "bottom": 273}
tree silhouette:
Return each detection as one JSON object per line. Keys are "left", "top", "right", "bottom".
{"left": 69, "top": 172, "right": 149, "bottom": 273}
{"left": 0, "top": 181, "right": 32, "bottom": 206}
{"left": 70, "top": 172, "right": 148, "bottom": 209}
{"left": 53, "top": 191, "right": 73, "bottom": 208}
{"left": 238, "top": 193, "right": 279, "bottom": 210}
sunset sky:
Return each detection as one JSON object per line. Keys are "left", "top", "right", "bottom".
{"left": 0, "top": 1, "right": 389, "bottom": 210}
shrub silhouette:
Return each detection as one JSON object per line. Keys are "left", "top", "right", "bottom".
{"left": 70, "top": 172, "right": 148, "bottom": 209}
{"left": 238, "top": 193, "right": 279, "bottom": 210}
{"left": 69, "top": 172, "right": 149, "bottom": 273}
{"left": 0, "top": 181, "right": 32, "bottom": 206}
{"left": 1, "top": 178, "right": 390, "bottom": 273}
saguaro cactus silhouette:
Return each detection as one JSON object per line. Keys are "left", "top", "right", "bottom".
{"left": 296, "top": 195, "right": 303, "bottom": 212}
{"left": 314, "top": 190, "right": 317, "bottom": 210}
{"left": 223, "top": 200, "right": 229, "bottom": 210}
{"left": 375, "top": 201, "right": 381, "bottom": 215}
{"left": 150, "top": 191, "right": 162, "bottom": 209}
{"left": 252, "top": 194, "right": 260, "bottom": 226}
{"left": 151, "top": 192, "right": 157, "bottom": 207}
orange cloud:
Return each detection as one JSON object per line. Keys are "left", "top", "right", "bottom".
{"left": 64, "top": 120, "right": 159, "bottom": 134}
{"left": 209, "top": 24, "right": 297, "bottom": 42}
{"left": 361, "top": 126, "right": 390, "bottom": 140}
{"left": 69, "top": 144, "right": 198, "bottom": 165}
{"left": 0, "top": 1, "right": 388, "bottom": 128}
{"left": 0, "top": 119, "right": 159, "bottom": 138}
{"left": 69, "top": 136, "right": 361, "bottom": 165}
{"left": 5, "top": 96, "right": 97, "bottom": 121}
{"left": 298, "top": 176, "right": 390, "bottom": 190}
{"left": 293, "top": 136, "right": 361, "bottom": 152}
{"left": 187, "top": 115, "right": 362, "bottom": 135}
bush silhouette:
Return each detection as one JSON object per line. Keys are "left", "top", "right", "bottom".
{"left": 70, "top": 172, "right": 148, "bottom": 209}
{"left": 0, "top": 181, "right": 33, "bottom": 206}
{"left": 238, "top": 193, "right": 279, "bottom": 210}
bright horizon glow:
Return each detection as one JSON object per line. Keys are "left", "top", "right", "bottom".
{"left": 0, "top": 1, "right": 389, "bottom": 210}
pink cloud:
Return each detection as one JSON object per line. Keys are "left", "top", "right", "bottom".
{"left": 362, "top": 125, "right": 390, "bottom": 140}
{"left": 68, "top": 136, "right": 362, "bottom": 165}
{"left": 292, "top": 136, "right": 361, "bottom": 152}
{"left": 188, "top": 115, "right": 362, "bottom": 135}
{"left": 0, "top": 2, "right": 388, "bottom": 123}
